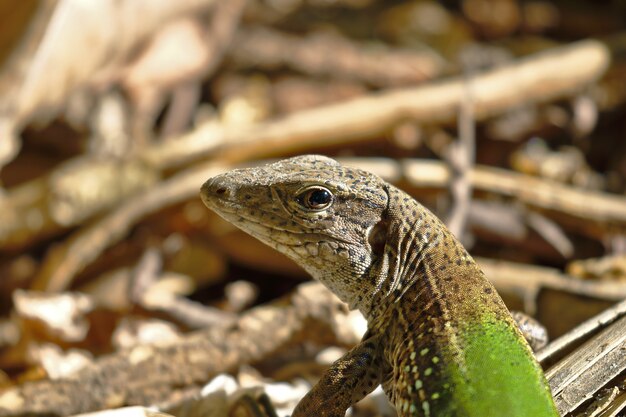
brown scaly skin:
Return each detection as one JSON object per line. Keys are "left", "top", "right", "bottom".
{"left": 201, "top": 155, "right": 558, "bottom": 417}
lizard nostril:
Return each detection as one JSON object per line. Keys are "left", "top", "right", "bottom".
{"left": 215, "top": 187, "right": 227, "bottom": 195}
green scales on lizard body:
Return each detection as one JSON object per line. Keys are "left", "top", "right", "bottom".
{"left": 201, "top": 155, "right": 559, "bottom": 417}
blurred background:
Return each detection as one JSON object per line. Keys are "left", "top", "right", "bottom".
{"left": 0, "top": 0, "right": 626, "bottom": 416}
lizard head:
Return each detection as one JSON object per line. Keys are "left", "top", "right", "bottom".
{"left": 201, "top": 155, "right": 390, "bottom": 310}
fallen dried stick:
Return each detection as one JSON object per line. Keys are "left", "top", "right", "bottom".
{"left": 245, "top": 0, "right": 365, "bottom": 22}
{"left": 197, "top": 0, "right": 247, "bottom": 87}
{"left": 444, "top": 79, "right": 475, "bottom": 238}
{"left": 525, "top": 211, "right": 574, "bottom": 258}
{"left": 0, "top": 157, "right": 159, "bottom": 251}
{"left": 228, "top": 25, "right": 444, "bottom": 87}
{"left": 0, "top": 282, "right": 358, "bottom": 416}
{"left": 478, "top": 257, "right": 626, "bottom": 315}
{"left": 158, "top": 0, "right": 248, "bottom": 139}
{"left": 413, "top": 161, "right": 626, "bottom": 235}
{"left": 130, "top": 248, "right": 236, "bottom": 329}
{"left": 468, "top": 200, "right": 572, "bottom": 261}
{"left": 546, "top": 314, "right": 626, "bottom": 415}
{"left": 32, "top": 162, "right": 228, "bottom": 291}
{"left": 144, "top": 39, "right": 609, "bottom": 169}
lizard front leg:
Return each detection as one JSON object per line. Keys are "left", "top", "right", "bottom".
{"left": 292, "top": 332, "right": 385, "bottom": 417}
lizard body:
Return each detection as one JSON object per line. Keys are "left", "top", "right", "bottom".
{"left": 201, "top": 155, "right": 558, "bottom": 417}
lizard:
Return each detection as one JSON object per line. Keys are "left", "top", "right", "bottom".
{"left": 200, "top": 155, "right": 559, "bottom": 417}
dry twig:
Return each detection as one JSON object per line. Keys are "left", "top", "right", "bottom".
{"left": 228, "top": 26, "right": 444, "bottom": 87}
{"left": 32, "top": 163, "right": 227, "bottom": 291}
{"left": 145, "top": 40, "right": 608, "bottom": 169}
{"left": 397, "top": 160, "right": 626, "bottom": 235}
{"left": 157, "top": 0, "right": 249, "bottom": 139}
{"left": 479, "top": 257, "right": 626, "bottom": 315}
{"left": 444, "top": 78, "right": 475, "bottom": 238}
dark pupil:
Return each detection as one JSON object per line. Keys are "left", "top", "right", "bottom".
{"left": 307, "top": 189, "right": 331, "bottom": 207}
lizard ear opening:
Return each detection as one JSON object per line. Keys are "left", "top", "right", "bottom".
{"left": 367, "top": 218, "right": 388, "bottom": 257}
{"left": 367, "top": 182, "right": 391, "bottom": 258}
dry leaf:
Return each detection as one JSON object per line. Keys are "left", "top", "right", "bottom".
{"left": 13, "top": 290, "right": 93, "bottom": 342}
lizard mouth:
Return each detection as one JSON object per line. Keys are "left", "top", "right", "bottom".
{"left": 201, "top": 176, "right": 300, "bottom": 246}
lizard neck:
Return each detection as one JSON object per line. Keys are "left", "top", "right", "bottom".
{"left": 361, "top": 186, "right": 502, "bottom": 327}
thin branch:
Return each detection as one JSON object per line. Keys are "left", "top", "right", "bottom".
{"left": 445, "top": 76, "right": 475, "bottom": 239}
{"left": 144, "top": 40, "right": 609, "bottom": 169}
{"left": 479, "top": 257, "right": 626, "bottom": 315}
{"left": 228, "top": 26, "right": 444, "bottom": 87}
{"left": 398, "top": 160, "right": 626, "bottom": 235}
{"left": 32, "top": 162, "right": 227, "bottom": 291}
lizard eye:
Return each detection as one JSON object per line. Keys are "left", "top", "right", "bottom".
{"left": 297, "top": 186, "right": 333, "bottom": 211}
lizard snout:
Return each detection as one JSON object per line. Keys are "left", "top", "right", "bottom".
{"left": 201, "top": 175, "right": 236, "bottom": 207}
